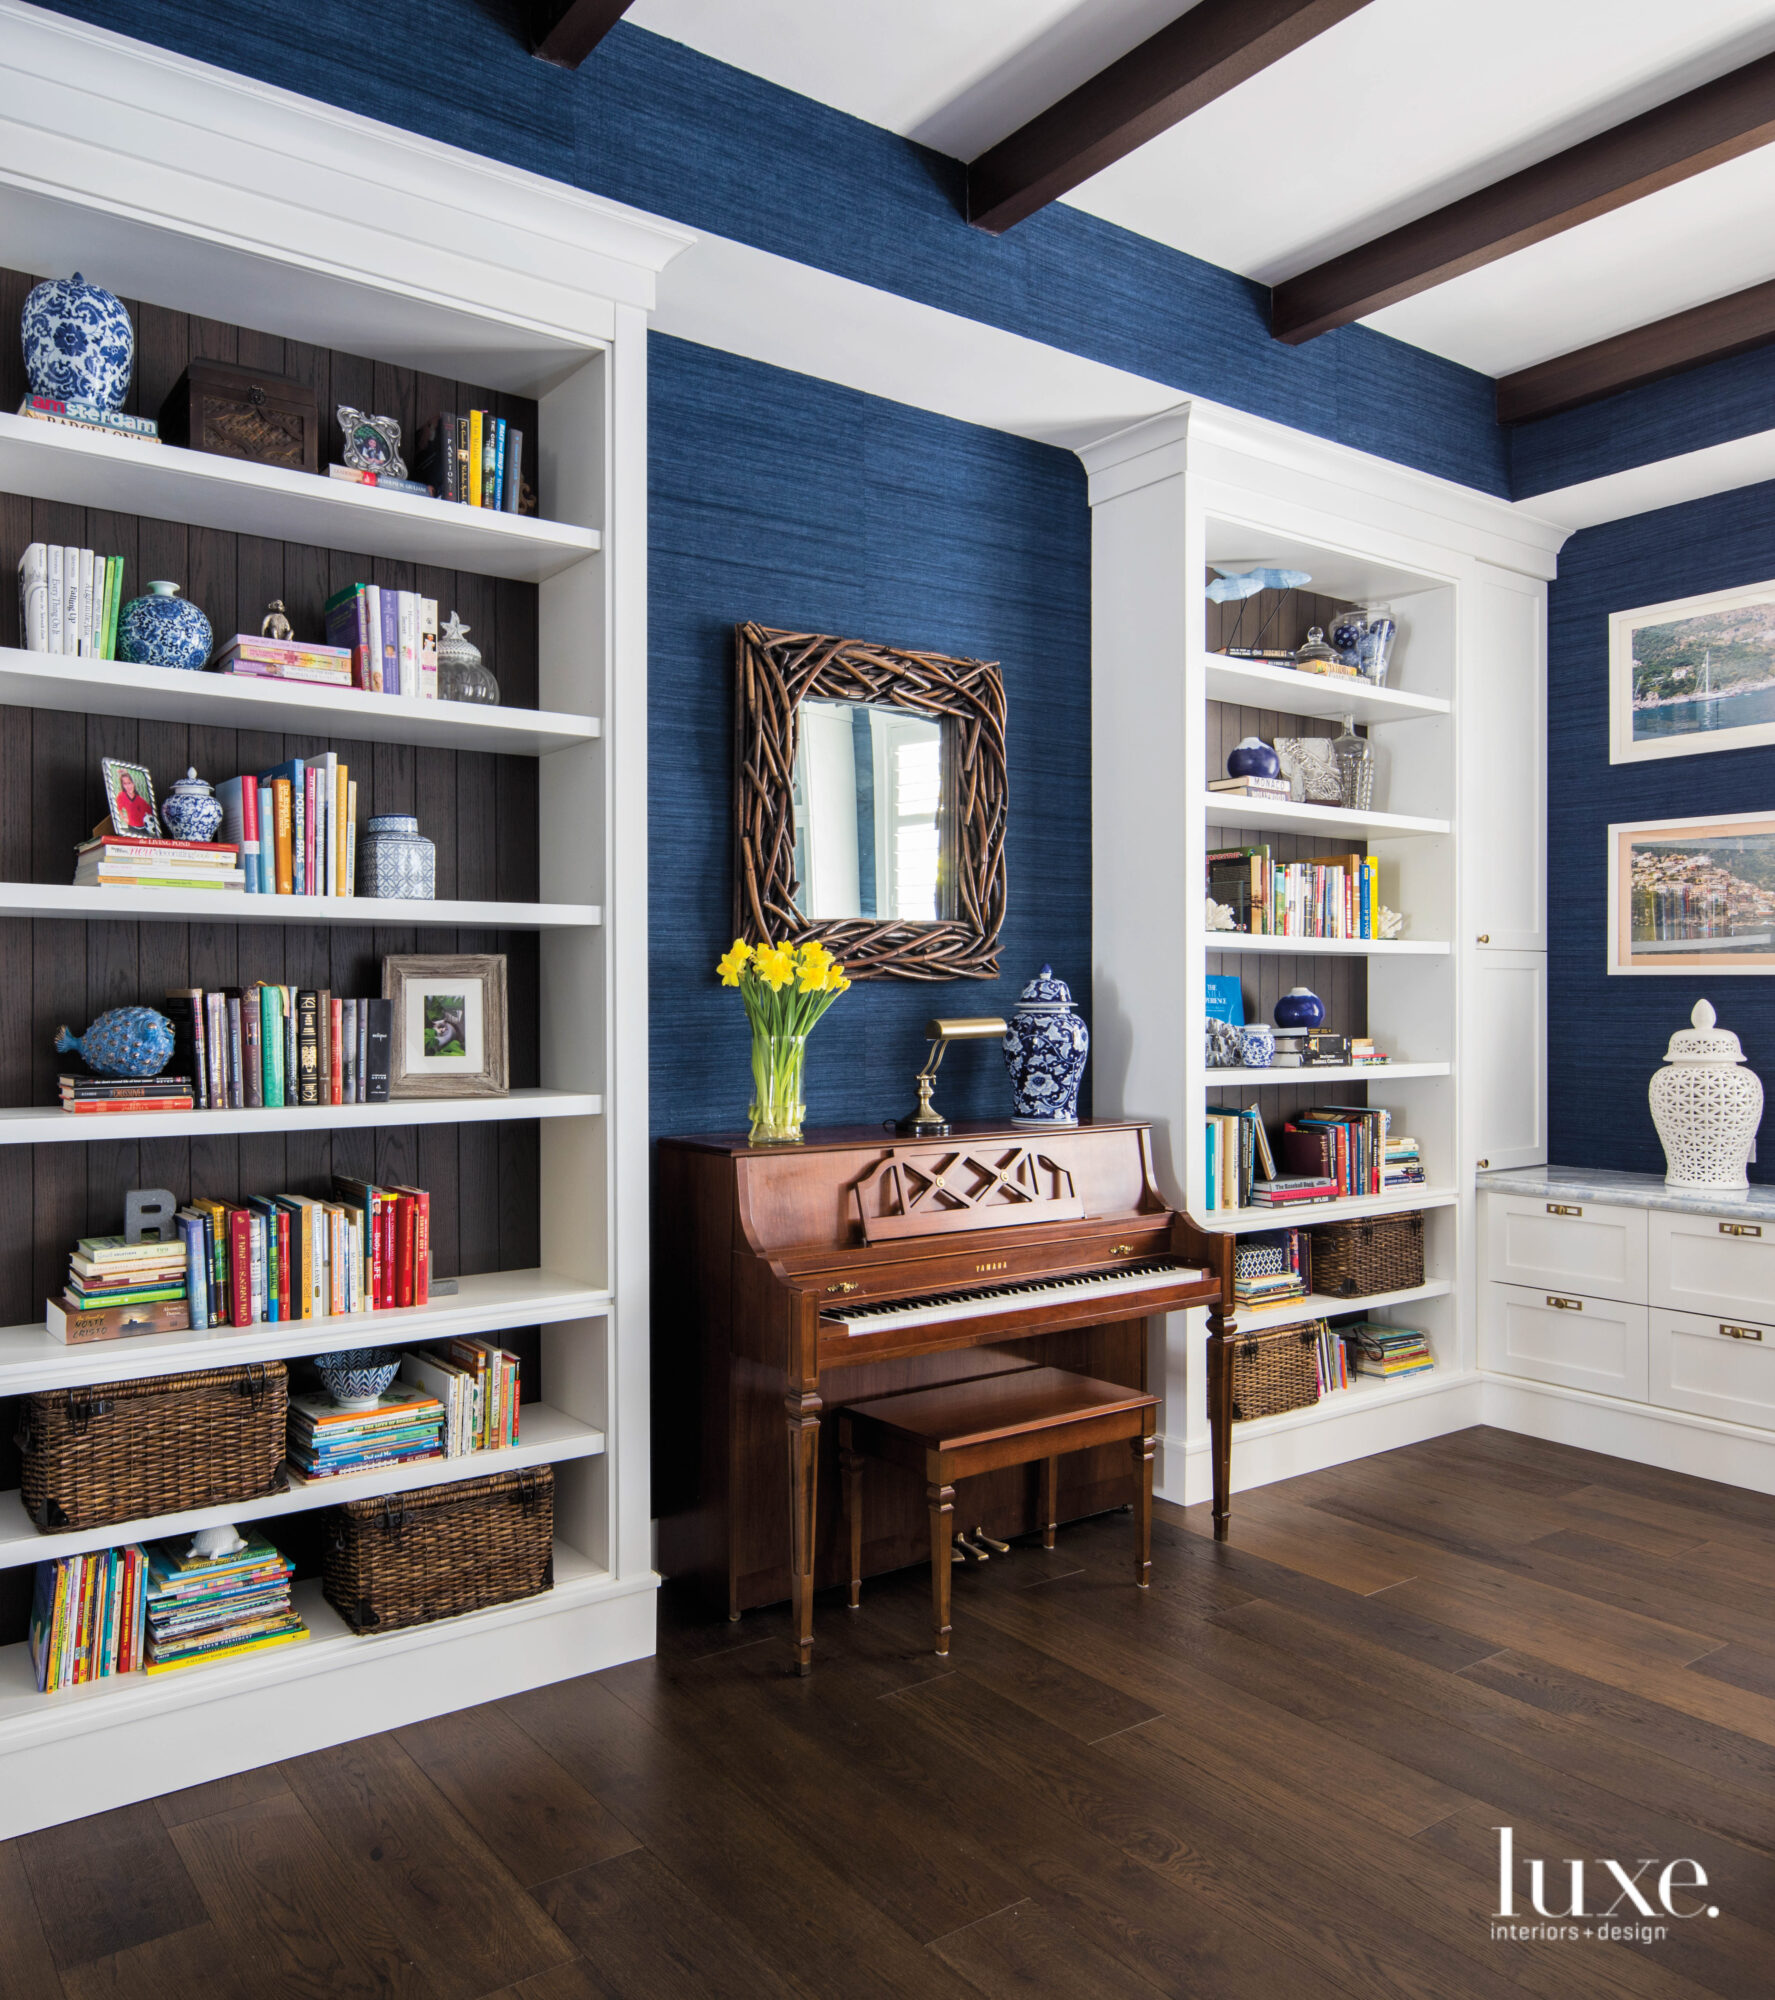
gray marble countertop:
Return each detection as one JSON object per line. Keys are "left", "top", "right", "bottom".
{"left": 1478, "top": 1164, "right": 1775, "bottom": 1218}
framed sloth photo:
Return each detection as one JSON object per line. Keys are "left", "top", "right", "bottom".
{"left": 382, "top": 954, "right": 508, "bottom": 1097}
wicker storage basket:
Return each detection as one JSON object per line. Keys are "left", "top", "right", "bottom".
{"left": 16, "top": 1362, "right": 288, "bottom": 1531}
{"left": 322, "top": 1465, "right": 554, "bottom": 1633}
{"left": 1308, "top": 1210, "right": 1426, "bottom": 1300}
{"left": 1230, "top": 1322, "right": 1322, "bottom": 1422}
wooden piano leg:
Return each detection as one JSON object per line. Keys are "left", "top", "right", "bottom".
{"left": 1130, "top": 1427, "right": 1154, "bottom": 1587}
{"left": 840, "top": 1427, "right": 863, "bottom": 1611}
{"left": 785, "top": 1389, "right": 822, "bottom": 1675}
{"left": 927, "top": 1475, "right": 954, "bottom": 1657}
{"left": 1206, "top": 1300, "right": 1236, "bottom": 1542}
{"left": 1040, "top": 1456, "right": 1058, "bottom": 1550}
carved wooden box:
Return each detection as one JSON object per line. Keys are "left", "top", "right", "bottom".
{"left": 158, "top": 360, "right": 321, "bottom": 473}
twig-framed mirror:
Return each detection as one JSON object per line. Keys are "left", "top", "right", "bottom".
{"left": 734, "top": 623, "right": 1007, "bottom": 980}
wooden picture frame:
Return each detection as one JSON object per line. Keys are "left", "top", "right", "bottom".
{"left": 1608, "top": 811, "right": 1775, "bottom": 973}
{"left": 382, "top": 954, "right": 509, "bottom": 1095}
{"left": 1609, "top": 578, "right": 1775, "bottom": 764}
{"left": 733, "top": 623, "right": 1007, "bottom": 981}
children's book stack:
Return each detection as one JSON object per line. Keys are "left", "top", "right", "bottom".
{"left": 74, "top": 831, "right": 244, "bottom": 892}
{"left": 323, "top": 586, "right": 439, "bottom": 697}
{"left": 143, "top": 1530, "right": 306, "bottom": 1672}
{"left": 162, "top": 986, "right": 393, "bottom": 1110}
{"left": 47, "top": 1235, "right": 191, "bottom": 1344}
{"left": 211, "top": 754, "right": 357, "bottom": 896}
{"left": 211, "top": 634, "right": 353, "bottom": 685}
{"left": 401, "top": 1340, "right": 522, "bottom": 1455}
{"left": 17, "top": 542, "right": 128, "bottom": 656}
{"left": 30, "top": 1545, "right": 149, "bottom": 1691}
{"left": 287, "top": 1381, "right": 445, "bottom": 1480}
{"left": 1349, "top": 1323, "right": 1434, "bottom": 1381}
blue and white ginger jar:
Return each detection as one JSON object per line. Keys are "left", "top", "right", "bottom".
{"left": 118, "top": 582, "right": 212, "bottom": 671}
{"left": 359, "top": 815, "right": 436, "bottom": 900}
{"left": 1003, "top": 964, "right": 1089, "bottom": 1126}
{"left": 54, "top": 1006, "right": 175, "bottom": 1078}
{"left": 22, "top": 272, "right": 134, "bottom": 410}
{"left": 161, "top": 768, "right": 223, "bottom": 844}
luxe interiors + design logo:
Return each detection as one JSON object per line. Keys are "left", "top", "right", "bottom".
{"left": 1492, "top": 1826, "right": 1721, "bottom": 1944}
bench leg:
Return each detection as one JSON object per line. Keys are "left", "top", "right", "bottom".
{"left": 841, "top": 1440, "right": 863, "bottom": 1610}
{"left": 1041, "top": 1455, "right": 1058, "bottom": 1550}
{"left": 1131, "top": 1430, "right": 1154, "bottom": 1589}
{"left": 928, "top": 1480, "right": 954, "bottom": 1656}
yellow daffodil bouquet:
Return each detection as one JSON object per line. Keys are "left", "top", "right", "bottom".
{"left": 717, "top": 936, "right": 851, "bottom": 1144}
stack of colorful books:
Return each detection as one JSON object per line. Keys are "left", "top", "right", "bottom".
{"left": 1232, "top": 1228, "right": 1308, "bottom": 1313}
{"left": 16, "top": 541, "right": 129, "bottom": 656}
{"left": 287, "top": 1381, "right": 445, "bottom": 1479}
{"left": 324, "top": 585, "right": 439, "bottom": 697}
{"left": 48, "top": 1234, "right": 191, "bottom": 1344}
{"left": 143, "top": 1530, "right": 307, "bottom": 1672}
{"left": 17, "top": 394, "right": 159, "bottom": 444}
{"left": 59, "top": 1072, "right": 196, "bottom": 1116}
{"left": 74, "top": 832, "right": 244, "bottom": 893}
{"left": 1349, "top": 1323, "right": 1434, "bottom": 1380}
{"left": 401, "top": 1340, "right": 521, "bottom": 1455}
{"left": 29, "top": 1545, "right": 149, "bottom": 1691}
{"left": 1383, "top": 1136, "right": 1425, "bottom": 1188}
{"left": 211, "top": 634, "right": 353, "bottom": 686}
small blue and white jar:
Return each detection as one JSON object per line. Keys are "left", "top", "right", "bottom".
{"left": 1003, "top": 964, "right": 1089, "bottom": 1126}
{"left": 118, "top": 582, "right": 212, "bottom": 671}
{"left": 160, "top": 768, "right": 224, "bottom": 844}
{"left": 359, "top": 815, "right": 435, "bottom": 900}
{"left": 22, "top": 273, "right": 134, "bottom": 410}
{"left": 1239, "top": 1024, "right": 1275, "bottom": 1068}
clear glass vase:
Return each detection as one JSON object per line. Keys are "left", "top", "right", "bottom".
{"left": 748, "top": 1029, "right": 807, "bottom": 1145}
{"left": 1331, "top": 715, "right": 1374, "bottom": 812}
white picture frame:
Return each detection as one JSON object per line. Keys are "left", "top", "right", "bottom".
{"left": 1608, "top": 809, "right": 1775, "bottom": 974}
{"left": 1609, "top": 578, "right": 1775, "bottom": 764}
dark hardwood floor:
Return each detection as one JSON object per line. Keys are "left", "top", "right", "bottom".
{"left": 7, "top": 1426, "right": 1775, "bottom": 1999}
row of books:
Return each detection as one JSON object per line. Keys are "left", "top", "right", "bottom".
{"left": 155, "top": 987, "right": 394, "bottom": 1112}
{"left": 17, "top": 543, "right": 127, "bottom": 658}
{"left": 1349, "top": 1322, "right": 1434, "bottom": 1379}
{"left": 28, "top": 1543, "right": 148, "bottom": 1690}
{"left": 75, "top": 832, "right": 244, "bottom": 893}
{"left": 1282, "top": 1108, "right": 1422, "bottom": 1198}
{"left": 322, "top": 586, "right": 439, "bottom": 698}
{"left": 1208, "top": 846, "right": 1383, "bottom": 940}
{"left": 1204, "top": 1106, "right": 1273, "bottom": 1212}
{"left": 142, "top": 1530, "right": 305, "bottom": 1674}
{"left": 414, "top": 410, "right": 526, "bottom": 511}
{"left": 1311, "top": 1319, "right": 1349, "bottom": 1394}
{"left": 402, "top": 1340, "right": 521, "bottom": 1455}
{"left": 217, "top": 752, "right": 358, "bottom": 896}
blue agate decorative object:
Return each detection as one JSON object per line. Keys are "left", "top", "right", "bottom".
{"left": 1003, "top": 965, "right": 1089, "bottom": 1126}
{"left": 314, "top": 1348, "right": 401, "bottom": 1413}
{"left": 22, "top": 273, "right": 134, "bottom": 409}
{"left": 55, "top": 1006, "right": 175, "bottom": 1078}
{"left": 1227, "top": 736, "right": 1282, "bottom": 779}
{"left": 118, "top": 581, "right": 212, "bottom": 671}
{"left": 1273, "top": 986, "right": 1326, "bottom": 1030}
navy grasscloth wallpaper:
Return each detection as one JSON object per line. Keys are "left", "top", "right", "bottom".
{"left": 648, "top": 337, "right": 1090, "bottom": 1137}
{"left": 1548, "top": 478, "right": 1775, "bottom": 1181}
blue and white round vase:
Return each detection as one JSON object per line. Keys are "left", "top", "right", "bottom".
{"left": 117, "top": 581, "right": 212, "bottom": 671}
{"left": 314, "top": 1347, "right": 401, "bottom": 1413}
{"left": 359, "top": 815, "right": 435, "bottom": 900}
{"left": 22, "top": 272, "right": 134, "bottom": 410}
{"left": 160, "top": 768, "right": 224, "bottom": 844}
{"left": 1227, "top": 735, "right": 1281, "bottom": 780}
{"left": 54, "top": 1006, "right": 175, "bottom": 1078}
{"left": 1239, "top": 1024, "right": 1275, "bottom": 1068}
{"left": 1003, "top": 964, "right": 1089, "bottom": 1126}
{"left": 1273, "top": 986, "right": 1325, "bottom": 1029}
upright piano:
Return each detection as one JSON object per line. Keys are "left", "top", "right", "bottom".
{"left": 655, "top": 1119, "right": 1236, "bottom": 1671}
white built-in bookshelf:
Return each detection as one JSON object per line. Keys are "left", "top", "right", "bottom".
{"left": 1085, "top": 402, "right": 1558, "bottom": 1510}
{"left": 0, "top": 6, "right": 691, "bottom": 1836}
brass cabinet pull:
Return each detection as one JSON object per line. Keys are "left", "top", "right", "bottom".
{"left": 1475, "top": 1158, "right": 1490, "bottom": 1170}
{"left": 1477, "top": 933, "right": 1490, "bottom": 944}
{"left": 1109, "top": 1242, "right": 1135, "bottom": 1257}
{"left": 1546, "top": 1295, "right": 1582, "bottom": 1311}
{"left": 1720, "top": 1323, "right": 1764, "bottom": 1342}
{"left": 1547, "top": 1202, "right": 1582, "bottom": 1217}
{"left": 1720, "top": 1222, "right": 1762, "bottom": 1238}
{"left": 826, "top": 1281, "right": 860, "bottom": 1295}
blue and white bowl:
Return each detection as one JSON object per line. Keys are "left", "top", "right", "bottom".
{"left": 314, "top": 1348, "right": 401, "bottom": 1413}
{"left": 22, "top": 272, "right": 134, "bottom": 410}
{"left": 118, "top": 582, "right": 212, "bottom": 672}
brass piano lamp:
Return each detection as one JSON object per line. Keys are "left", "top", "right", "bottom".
{"left": 893, "top": 1016, "right": 1008, "bottom": 1138}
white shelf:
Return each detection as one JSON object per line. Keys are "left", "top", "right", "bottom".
{"left": 1204, "top": 794, "right": 1449, "bottom": 840}
{"left": 0, "top": 1267, "right": 609, "bottom": 1397}
{"left": 1198, "top": 1186, "right": 1460, "bottom": 1236}
{"left": 1234, "top": 1279, "right": 1454, "bottom": 1334}
{"left": 1204, "top": 932, "right": 1450, "bottom": 957}
{"left": 0, "top": 1403, "right": 604, "bottom": 1570}
{"left": 0, "top": 1541, "right": 622, "bottom": 1752}
{"left": 0, "top": 649, "right": 598, "bottom": 757}
{"left": 1202, "top": 653, "right": 1449, "bottom": 724}
{"left": 1, "top": 1087, "right": 598, "bottom": 1146}
{"left": 0, "top": 415, "right": 599, "bottom": 583}
{"left": 0, "top": 883, "right": 598, "bottom": 928}
{"left": 1206, "top": 1062, "right": 1450, "bottom": 1088}
{"left": 1228, "top": 1364, "right": 1473, "bottom": 1441}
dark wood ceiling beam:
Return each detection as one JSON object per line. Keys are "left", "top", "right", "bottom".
{"left": 966, "top": 0, "right": 1372, "bottom": 235}
{"left": 1498, "top": 278, "right": 1775, "bottom": 424}
{"left": 529, "top": 0, "right": 633, "bottom": 69}
{"left": 1273, "top": 50, "right": 1775, "bottom": 344}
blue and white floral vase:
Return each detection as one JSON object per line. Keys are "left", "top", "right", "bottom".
{"left": 118, "top": 582, "right": 212, "bottom": 671}
{"left": 161, "top": 768, "right": 224, "bottom": 844}
{"left": 1003, "top": 965, "right": 1089, "bottom": 1126}
{"left": 22, "top": 272, "right": 134, "bottom": 410}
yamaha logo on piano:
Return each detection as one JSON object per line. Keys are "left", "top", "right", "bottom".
{"left": 976, "top": 1260, "right": 1009, "bottom": 1273}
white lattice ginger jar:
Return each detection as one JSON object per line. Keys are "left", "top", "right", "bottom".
{"left": 1648, "top": 999, "right": 1764, "bottom": 1191}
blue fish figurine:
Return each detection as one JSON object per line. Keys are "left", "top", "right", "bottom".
{"left": 54, "top": 1006, "right": 176, "bottom": 1078}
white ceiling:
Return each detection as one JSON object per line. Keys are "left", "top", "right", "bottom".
{"left": 627, "top": 0, "right": 1775, "bottom": 380}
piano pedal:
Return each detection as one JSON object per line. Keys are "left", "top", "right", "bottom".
{"left": 972, "top": 1525, "right": 1011, "bottom": 1555}
{"left": 951, "top": 1541, "right": 966, "bottom": 1565}
{"left": 954, "top": 1532, "right": 992, "bottom": 1562}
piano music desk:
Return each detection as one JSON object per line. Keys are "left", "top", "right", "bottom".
{"left": 654, "top": 1121, "right": 1232, "bottom": 1673}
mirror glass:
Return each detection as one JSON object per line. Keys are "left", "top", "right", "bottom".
{"left": 791, "top": 699, "right": 946, "bottom": 921}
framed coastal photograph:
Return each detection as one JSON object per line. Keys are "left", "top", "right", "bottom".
{"left": 382, "top": 953, "right": 508, "bottom": 1096}
{"left": 100, "top": 758, "right": 161, "bottom": 837}
{"left": 1608, "top": 811, "right": 1775, "bottom": 974}
{"left": 1609, "top": 579, "right": 1775, "bottom": 763}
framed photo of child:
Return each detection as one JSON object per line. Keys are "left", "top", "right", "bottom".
{"left": 101, "top": 759, "right": 161, "bottom": 837}
{"left": 382, "top": 954, "right": 508, "bottom": 1097}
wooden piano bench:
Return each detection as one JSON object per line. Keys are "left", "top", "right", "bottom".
{"left": 837, "top": 1366, "right": 1160, "bottom": 1658}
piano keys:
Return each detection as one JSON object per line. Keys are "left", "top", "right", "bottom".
{"left": 654, "top": 1120, "right": 1236, "bottom": 1673}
